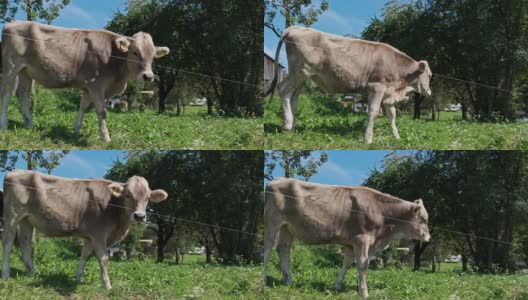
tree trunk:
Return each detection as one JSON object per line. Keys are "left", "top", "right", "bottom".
{"left": 462, "top": 103, "right": 468, "bottom": 120}
{"left": 413, "top": 241, "right": 429, "bottom": 271}
{"left": 432, "top": 256, "right": 439, "bottom": 272}
{"left": 207, "top": 97, "right": 213, "bottom": 115}
{"left": 431, "top": 103, "right": 436, "bottom": 121}
{"left": 413, "top": 94, "right": 424, "bottom": 119}
{"left": 176, "top": 98, "right": 182, "bottom": 116}
{"left": 205, "top": 245, "right": 212, "bottom": 263}
{"left": 462, "top": 254, "right": 468, "bottom": 272}
{"left": 175, "top": 248, "right": 181, "bottom": 264}
{"left": 25, "top": 0, "right": 32, "bottom": 21}
{"left": 157, "top": 223, "right": 166, "bottom": 263}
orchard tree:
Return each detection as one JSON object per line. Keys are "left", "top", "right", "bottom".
{"left": 265, "top": 150, "right": 328, "bottom": 181}
{"left": 265, "top": 0, "right": 329, "bottom": 37}
{"left": 0, "top": 0, "right": 70, "bottom": 24}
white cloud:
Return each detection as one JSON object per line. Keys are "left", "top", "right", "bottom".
{"left": 318, "top": 160, "right": 357, "bottom": 184}
{"left": 59, "top": 4, "right": 99, "bottom": 28}
{"left": 59, "top": 153, "right": 99, "bottom": 178}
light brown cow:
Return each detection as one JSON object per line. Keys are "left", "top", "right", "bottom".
{"left": 1, "top": 170, "right": 168, "bottom": 289}
{"left": 268, "top": 26, "right": 432, "bottom": 144}
{"left": 263, "top": 178, "right": 430, "bottom": 298}
{"left": 0, "top": 21, "right": 170, "bottom": 141}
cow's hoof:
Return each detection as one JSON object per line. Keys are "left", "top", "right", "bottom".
{"left": 359, "top": 289, "right": 369, "bottom": 298}
{"left": 102, "top": 284, "right": 112, "bottom": 290}
{"left": 333, "top": 283, "right": 342, "bottom": 291}
{"left": 102, "top": 136, "right": 111, "bottom": 142}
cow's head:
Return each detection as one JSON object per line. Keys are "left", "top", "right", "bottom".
{"left": 115, "top": 32, "right": 170, "bottom": 82}
{"left": 408, "top": 61, "right": 432, "bottom": 96}
{"left": 107, "top": 176, "right": 168, "bottom": 223}
{"left": 408, "top": 199, "right": 431, "bottom": 242}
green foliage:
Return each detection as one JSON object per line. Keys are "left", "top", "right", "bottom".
{"left": 0, "top": 150, "right": 68, "bottom": 174}
{"left": 105, "top": 151, "right": 264, "bottom": 265}
{"left": 363, "top": 151, "right": 528, "bottom": 273}
{"left": 0, "top": 88, "right": 262, "bottom": 149}
{"left": 264, "top": 150, "right": 327, "bottom": 180}
{"left": 107, "top": 0, "right": 262, "bottom": 116}
{"left": 265, "top": 0, "right": 329, "bottom": 36}
{"left": 264, "top": 94, "right": 528, "bottom": 149}
{"left": 0, "top": 0, "right": 70, "bottom": 24}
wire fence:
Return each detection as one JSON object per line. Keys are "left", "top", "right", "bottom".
{"left": 0, "top": 179, "right": 519, "bottom": 247}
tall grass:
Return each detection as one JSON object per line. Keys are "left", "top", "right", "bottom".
{"left": 264, "top": 94, "right": 528, "bottom": 150}
{"left": 0, "top": 88, "right": 263, "bottom": 150}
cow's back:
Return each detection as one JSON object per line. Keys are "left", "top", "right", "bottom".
{"left": 267, "top": 178, "right": 376, "bottom": 244}
{"left": 2, "top": 21, "right": 125, "bottom": 88}
{"left": 3, "top": 170, "right": 114, "bottom": 236}
{"left": 284, "top": 26, "right": 416, "bottom": 93}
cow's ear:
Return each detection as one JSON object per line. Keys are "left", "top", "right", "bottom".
{"left": 155, "top": 46, "right": 170, "bottom": 58}
{"left": 108, "top": 183, "right": 125, "bottom": 197}
{"left": 414, "top": 198, "right": 423, "bottom": 206}
{"left": 115, "top": 37, "right": 131, "bottom": 53}
{"left": 418, "top": 61, "right": 428, "bottom": 73}
{"left": 150, "top": 189, "right": 168, "bottom": 203}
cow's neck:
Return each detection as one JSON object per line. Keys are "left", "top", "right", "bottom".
{"left": 105, "top": 197, "right": 135, "bottom": 246}
{"left": 373, "top": 201, "right": 414, "bottom": 251}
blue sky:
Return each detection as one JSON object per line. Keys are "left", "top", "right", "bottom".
{"left": 1, "top": 0, "right": 125, "bottom": 30}
{"left": 267, "top": 150, "right": 414, "bottom": 186}
{"left": 0, "top": 150, "right": 126, "bottom": 190}
{"left": 265, "top": 0, "right": 390, "bottom": 66}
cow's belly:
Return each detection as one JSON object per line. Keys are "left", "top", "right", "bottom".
{"left": 26, "top": 214, "right": 80, "bottom": 237}
{"left": 312, "top": 73, "right": 365, "bottom": 94}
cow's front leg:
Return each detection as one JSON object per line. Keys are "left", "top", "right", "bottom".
{"left": 333, "top": 247, "right": 354, "bottom": 291}
{"left": 0, "top": 70, "right": 19, "bottom": 130}
{"left": 76, "top": 239, "right": 93, "bottom": 282}
{"left": 384, "top": 103, "right": 400, "bottom": 139}
{"left": 355, "top": 244, "right": 370, "bottom": 298}
{"left": 74, "top": 91, "right": 91, "bottom": 135}
{"left": 94, "top": 242, "right": 112, "bottom": 289}
{"left": 365, "top": 90, "right": 384, "bottom": 144}
{"left": 93, "top": 97, "right": 111, "bottom": 142}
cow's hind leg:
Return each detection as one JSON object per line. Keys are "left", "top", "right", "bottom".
{"left": 263, "top": 218, "right": 281, "bottom": 286}
{"left": 1, "top": 215, "right": 19, "bottom": 279}
{"left": 0, "top": 64, "right": 22, "bottom": 129}
{"left": 18, "top": 219, "right": 35, "bottom": 276}
{"left": 74, "top": 91, "right": 91, "bottom": 135}
{"left": 355, "top": 243, "right": 370, "bottom": 298}
{"left": 90, "top": 92, "right": 111, "bottom": 142}
{"left": 277, "top": 226, "right": 294, "bottom": 285}
{"left": 279, "top": 74, "right": 305, "bottom": 131}
{"left": 383, "top": 103, "right": 400, "bottom": 139}
{"left": 365, "top": 90, "right": 385, "bottom": 144}
{"left": 94, "top": 241, "right": 112, "bottom": 289}
{"left": 76, "top": 239, "right": 93, "bottom": 282}
{"left": 15, "top": 71, "right": 34, "bottom": 128}
{"left": 333, "top": 247, "right": 355, "bottom": 291}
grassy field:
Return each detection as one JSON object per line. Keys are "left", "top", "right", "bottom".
{"left": 0, "top": 89, "right": 263, "bottom": 150}
{"left": 0, "top": 238, "right": 263, "bottom": 299}
{"left": 264, "top": 94, "right": 528, "bottom": 150}
{"left": 1, "top": 240, "right": 526, "bottom": 299}
{"left": 264, "top": 246, "right": 528, "bottom": 300}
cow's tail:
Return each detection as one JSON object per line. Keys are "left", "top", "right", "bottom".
{"left": 265, "top": 31, "right": 288, "bottom": 99}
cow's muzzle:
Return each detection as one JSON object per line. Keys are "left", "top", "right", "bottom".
{"left": 133, "top": 212, "right": 146, "bottom": 222}
{"left": 142, "top": 73, "right": 154, "bottom": 81}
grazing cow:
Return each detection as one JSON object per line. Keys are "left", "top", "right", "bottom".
{"left": 268, "top": 26, "right": 432, "bottom": 144}
{"left": 263, "top": 178, "right": 430, "bottom": 298}
{"left": 0, "top": 21, "right": 170, "bottom": 141}
{"left": 1, "top": 170, "right": 168, "bottom": 289}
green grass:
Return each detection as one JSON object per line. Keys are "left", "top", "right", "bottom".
{"left": 264, "top": 94, "right": 528, "bottom": 150}
{"left": 0, "top": 89, "right": 263, "bottom": 149}
{"left": 0, "top": 238, "right": 264, "bottom": 299}
{"left": 263, "top": 246, "right": 528, "bottom": 300}
{"left": 1, "top": 240, "right": 526, "bottom": 299}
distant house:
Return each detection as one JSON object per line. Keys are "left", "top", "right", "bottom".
{"left": 445, "top": 103, "right": 462, "bottom": 112}
{"left": 264, "top": 52, "right": 286, "bottom": 93}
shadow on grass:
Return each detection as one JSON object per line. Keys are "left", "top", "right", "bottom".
{"left": 30, "top": 272, "right": 79, "bottom": 297}
{"left": 296, "top": 118, "right": 366, "bottom": 138}
{"left": 264, "top": 123, "right": 283, "bottom": 133}
{"left": 40, "top": 125, "right": 90, "bottom": 147}
{"left": 307, "top": 280, "right": 356, "bottom": 294}
{"left": 264, "top": 275, "right": 284, "bottom": 288}
{"left": 7, "top": 119, "right": 27, "bottom": 129}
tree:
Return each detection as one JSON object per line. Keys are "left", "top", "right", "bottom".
{"left": 106, "top": 0, "right": 262, "bottom": 116}
{"left": 265, "top": 150, "right": 328, "bottom": 181}
{"left": 105, "top": 150, "right": 264, "bottom": 264}
{"left": 0, "top": 150, "right": 69, "bottom": 174}
{"left": 265, "top": 0, "right": 329, "bottom": 37}
{"left": 0, "top": 0, "right": 70, "bottom": 24}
